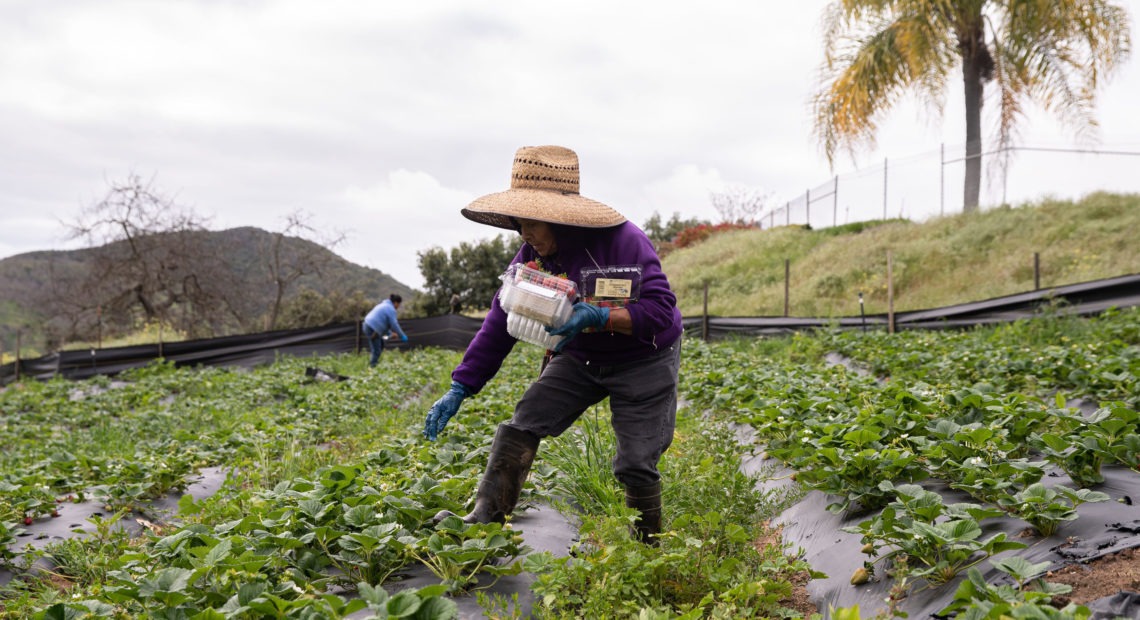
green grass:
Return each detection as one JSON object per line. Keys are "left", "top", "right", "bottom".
{"left": 58, "top": 321, "right": 192, "bottom": 351}
{"left": 665, "top": 192, "right": 1140, "bottom": 318}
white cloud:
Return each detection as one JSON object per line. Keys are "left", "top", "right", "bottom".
{"left": 337, "top": 170, "right": 486, "bottom": 289}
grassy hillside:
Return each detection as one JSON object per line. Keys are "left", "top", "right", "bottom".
{"left": 664, "top": 192, "right": 1140, "bottom": 318}
{"left": 0, "top": 227, "right": 414, "bottom": 356}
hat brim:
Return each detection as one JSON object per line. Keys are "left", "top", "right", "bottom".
{"left": 461, "top": 189, "right": 626, "bottom": 230}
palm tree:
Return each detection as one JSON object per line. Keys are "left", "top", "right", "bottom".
{"left": 813, "top": 0, "right": 1131, "bottom": 212}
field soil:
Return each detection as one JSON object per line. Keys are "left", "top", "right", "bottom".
{"left": 1051, "top": 547, "right": 1140, "bottom": 606}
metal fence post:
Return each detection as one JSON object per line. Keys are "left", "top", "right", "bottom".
{"left": 702, "top": 281, "right": 710, "bottom": 342}
{"left": 832, "top": 175, "right": 839, "bottom": 227}
{"left": 784, "top": 259, "right": 790, "bottom": 317}
{"left": 883, "top": 157, "right": 889, "bottom": 220}
{"left": 805, "top": 189, "right": 811, "bottom": 227}
{"left": 940, "top": 143, "right": 945, "bottom": 216}
{"left": 1034, "top": 252, "right": 1041, "bottom": 290}
{"left": 14, "top": 331, "right": 20, "bottom": 382}
{"left": 887, "top": 250, "right": 895, "bottom": 334}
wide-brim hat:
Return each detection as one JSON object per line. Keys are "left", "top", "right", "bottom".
{"left": 461, "top": 145, "right": 626, "bottom": 230}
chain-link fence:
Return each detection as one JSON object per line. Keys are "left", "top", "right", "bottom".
{"left": 761, "top": 144, "right": 1140, "bottom": 229}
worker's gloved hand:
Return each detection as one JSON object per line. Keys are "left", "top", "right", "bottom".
{"left": 423, "top": 380, "right": 471, "bottom": 441}
{"left": 400, "top": 334, "right": 409, "bottom": 342}
{"left": 546, "top": 302, "right": 609, "bottom": 353}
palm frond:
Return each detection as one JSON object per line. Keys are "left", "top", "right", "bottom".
{"left": 814, "top": 7, "right": 955, "bottom": 162}
{"left": 991, "top": 0, "right": 1131, "bottom": 146}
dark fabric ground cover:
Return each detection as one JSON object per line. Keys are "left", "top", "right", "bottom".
{"left": 738, "top": 424, "right": 1140, "bottom": 619}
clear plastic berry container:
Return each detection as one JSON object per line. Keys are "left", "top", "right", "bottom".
{"left": 498, "top": 264, "right": 577, "bottom": 348}
{"left": 505, "top": 312, "right": 566, "bottom": 350}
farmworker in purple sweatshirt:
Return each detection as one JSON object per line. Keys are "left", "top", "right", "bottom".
{"left": 423, "top": 145, "right": 683, "bottom": 544}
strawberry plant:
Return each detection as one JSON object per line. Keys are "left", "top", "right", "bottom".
{"left": 410, "top": 516, "right": 528, "bottom": 593}
{"left": 1, "top": 474, "right": 59, "bottom": 524}
{"left": 791, "top": 442, "right": 925, "bottom": 514}
{"left": 356, "top": 582, "right": 459, "bottom": 619}
{"left": 331, "top": 521, "right": 411, "bottom": 585}
{"left": 995, "top": 482, "right": 1110, "bottom": 537}
{"left": 916, "top": 419, "right": 1017, "bottom": 481}
{"left": 1031, "top": 430, "right": 1111, "bottom": 488}
{"left": 938, "top": 557, "right": 1091, "bottom": 619}
{"left": 0, "top": 520, "right": 25, "bottom": 568}
{"left": 946, "top": 458, "right": 1045, "bottom": 505}
{"left": 845, "top": 483, "right": 1025, "bottom": 586}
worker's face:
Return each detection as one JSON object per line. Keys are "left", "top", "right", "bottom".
{"left": 517, "top": 219, "right": 557, "bottom": 257}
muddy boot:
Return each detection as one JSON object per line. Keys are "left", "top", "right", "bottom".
{"left": 625, "top": 481, "right": 663, "bottom": 545}
{"left": 433, "top": 425, "right": 539, "bottom": 524}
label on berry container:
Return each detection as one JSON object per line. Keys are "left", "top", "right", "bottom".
{"left": 579, "top": 265, "right": 642, "bottom": 332}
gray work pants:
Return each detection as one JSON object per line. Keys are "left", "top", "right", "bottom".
{"left": 505, "top": 341, "right": 681, "bottom": 488}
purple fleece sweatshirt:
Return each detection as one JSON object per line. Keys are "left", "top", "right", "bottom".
{"left": 451, "top": 221, "right": 683, "bottom": 394}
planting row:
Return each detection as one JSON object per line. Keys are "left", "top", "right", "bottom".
{"left": 820, "top": 306, "right": 1140, "bottom": 406}
{"left": 683, "top": 310, "right": 1140, "bottom": 616}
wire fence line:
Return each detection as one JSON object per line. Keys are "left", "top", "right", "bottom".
{"left": 761, "top": 144, "right": 1140, "bottom": 230}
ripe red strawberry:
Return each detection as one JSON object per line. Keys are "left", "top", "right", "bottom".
{"left": 525, "top": 261, "right": 539, "bottom": 270}
{"left": 23, "top": 516, "right": 33, "bottom": 525}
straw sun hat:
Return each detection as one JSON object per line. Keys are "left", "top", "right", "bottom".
{"left": 461, "top": 145, "right": 627, "bottom": 230}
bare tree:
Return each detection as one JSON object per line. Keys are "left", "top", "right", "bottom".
{"left": 35, "top": 176, "right": 353, "bottom": 347}
{"left": 34, "top": 257, "right": 94, "bottom": 348}
{"left": 261, "top": 210, "right": 347, "bottom": 331}
{"left": 709, "top": 185, "right": 770, "bottom": 225}
{"left": 52, "top": 173, "right": 245, "bottom": 341}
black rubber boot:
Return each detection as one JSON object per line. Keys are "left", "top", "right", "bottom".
{"left": 625, "top": 481, "right": 663, "bottom": 545}
{"left": 433, "top": 425, "right": 539, "bottom": 524}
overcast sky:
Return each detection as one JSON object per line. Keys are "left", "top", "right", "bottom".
{"left": 3, "top": 1, "right": 1138, "bottom": 290}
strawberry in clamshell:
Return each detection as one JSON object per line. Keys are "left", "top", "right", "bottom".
{"left": 499, "top": 263, "right": 577, "bottom": 348}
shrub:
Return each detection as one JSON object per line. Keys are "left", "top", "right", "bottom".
{"left": 672, "top": 222, "right": 757, "bottom": 249}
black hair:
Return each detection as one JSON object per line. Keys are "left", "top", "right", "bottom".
{"left": 389, "top": 294, "right": 402, "bottom": 303}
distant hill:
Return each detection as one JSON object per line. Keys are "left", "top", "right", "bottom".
{"left": 0, "top": 227, "right": 414, "bottom": 355}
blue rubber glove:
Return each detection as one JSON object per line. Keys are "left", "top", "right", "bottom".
{"left": 400, "top": 334, "right": 409, "bottom": 342}
{"left": 423, "top": 380, "right": 471, "bottom": 441}
{"left": 546, "top": 302, "right": 610, "bottom": 353}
